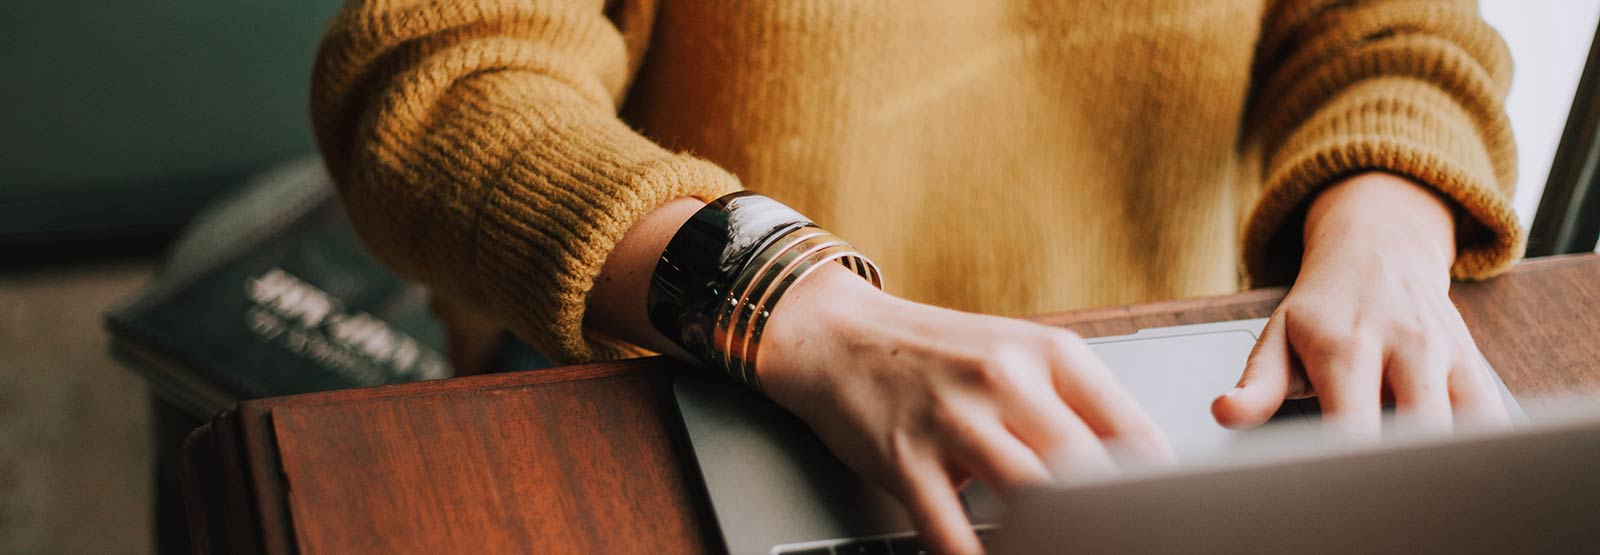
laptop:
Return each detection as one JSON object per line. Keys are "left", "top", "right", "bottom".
{"left": 992, "top": 401, "right": 1600, "bottom": 554}
{"left": 673, "top": 318, "right": 1527, "bottom": 555}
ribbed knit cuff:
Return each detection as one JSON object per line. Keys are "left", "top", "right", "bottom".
{"left": 1242, "top": 77, "right": 1523, "bottom": 286}
{"left": 471, "top": 118, "right": 743, "bottom": 363}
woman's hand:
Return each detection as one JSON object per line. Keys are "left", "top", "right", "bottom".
{"left": 758, "top": 265, "right": 1171, "bottom": 555}
{"left": 1213, "top": 172, "right": 1510, "bottom": 438}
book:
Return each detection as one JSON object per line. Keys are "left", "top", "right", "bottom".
{"left": 105, "top": 157, "right": 451, "bottom": 419}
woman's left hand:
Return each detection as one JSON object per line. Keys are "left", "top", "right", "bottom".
{"left": 1212, "top": 172, "right": 1510, "bottom": 438}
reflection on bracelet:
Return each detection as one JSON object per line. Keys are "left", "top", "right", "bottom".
{"left": 648, "top": 192, "right": 882, "bottom": 391}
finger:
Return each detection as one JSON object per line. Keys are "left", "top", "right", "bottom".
{"left": 946, "top": 416, "right": 1054, "bottom": 491}
{"left": 1000, "top": 386, "right": 1130, "bottom": 480}
{"left": 1303, "top": 337, "right": 1384, "bottom": 442}
{"left": 1213, "top": 313, "right": 1293, "bottom": 429}
{"left": 1043, "top": 335, "right": 1172, "bottom": 462}
{"left": 1385, "top": 346, "right": 1453, "bottom": 436}
{"left": 1448, "top": 354, "right": 1512, "bottom": 431}
{"left": 1043, "top": 433, "right": 1120, "bottom": 486}
{"left": 994, "top": 351, "right": 1145, "bottom": 462}
{"left": 894, "top": 458, "right": 982, "bottom": 555}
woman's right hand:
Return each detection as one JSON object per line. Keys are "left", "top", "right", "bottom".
{"left": 758, "top": 265, "right": 1172, "bottom": 555}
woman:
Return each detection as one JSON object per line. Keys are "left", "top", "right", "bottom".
{"left": 313, "top": 1, "right": 1520, "bottom": 552}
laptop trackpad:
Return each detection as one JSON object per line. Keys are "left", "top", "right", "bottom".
{"left": 1088, "top": 324, "right": 1287, "bottom": 459}
{"left": 966, "top": 322, "right": 1284, "bottom": 522}
{"left": 675, "top": 320, "right": 1282, "bottom": 554}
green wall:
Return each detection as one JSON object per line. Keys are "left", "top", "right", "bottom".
{"left": 0, "top": 1, "right": 344, "bottom": 196}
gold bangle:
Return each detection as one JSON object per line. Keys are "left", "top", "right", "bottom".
{"left": 712, "top": 224, "right": 881, "bottom": 392}
{"left": 712, "top": 227, "right": 831, "bottom": 383}
{"left": 722, "top": 233, "right": 849, "bottom": 386}
{"left": 648, "top": 192, "right": 881, "bottom": 391}
{"left": 736, "top": 244, "right": 880, "bottom": 391}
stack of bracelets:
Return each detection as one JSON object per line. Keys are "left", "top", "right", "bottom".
{"left": 648, "top": 191, "right": 883, "bottom": 392}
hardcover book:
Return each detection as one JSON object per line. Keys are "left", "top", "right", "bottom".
{"left": 105, "top": 157, "right": 451, "bottom": 418}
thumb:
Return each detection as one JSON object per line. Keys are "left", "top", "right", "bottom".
{"left": 1212, "top": 314, "right": 1293, "bottom": 429}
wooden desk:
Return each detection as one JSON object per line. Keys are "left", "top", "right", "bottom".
{"left": 183, "top": 254, "right": 1600, "bottom": 555}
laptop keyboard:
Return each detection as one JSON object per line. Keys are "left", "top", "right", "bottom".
{"left": 775, "top": 527, "right": 995, "bottom": 555}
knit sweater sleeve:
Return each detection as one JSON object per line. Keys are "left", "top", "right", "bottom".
{"left": 1240, "top": 0, "right": 1522, "bottom": 286}
{"left": 311, "top": 0, "right": 742, "bottom": 363}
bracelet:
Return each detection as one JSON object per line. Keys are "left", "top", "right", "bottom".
{"left": 723, "top": 236, "right": 880, "bottom": 391}
{"left": 647, "top": 192, "right": 882, "bottom": 391}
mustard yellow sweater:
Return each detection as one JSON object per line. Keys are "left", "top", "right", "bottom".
{"left": 312, "top": 0, "right": 1521, "bottom": 363}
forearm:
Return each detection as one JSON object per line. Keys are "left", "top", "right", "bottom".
{"left": 314, "top": 0, "right": 743, "bottom": 362}
{"left": 584, "top": 197, "right": 706, "bottom": 360}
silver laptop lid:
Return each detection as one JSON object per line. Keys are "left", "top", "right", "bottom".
{"left": 993, "top": 402, "right": 1600, "bottom": 554}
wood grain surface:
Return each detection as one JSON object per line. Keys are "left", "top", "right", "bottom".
{"left": 185, "top": 254, "right": 1600, "bottom": 555}
{"left": 271, "top": 370, "right": 706, "bottom": 555}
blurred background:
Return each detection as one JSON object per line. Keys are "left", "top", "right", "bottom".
{"left": 1, "top": 2, "right": 1597, "bottom": 554}
{"left": 1, "top": 2, "right": 345, "bottom": 553}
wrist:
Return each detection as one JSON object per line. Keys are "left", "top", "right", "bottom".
{"left": 644, "top": 192, "right": 881, "bottom": 390}
{"left": 1303, "top": 172, "right": 1456, "bottom": 271}
{"left": 756, "top": 263, "right": 892, "bottom": 392}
